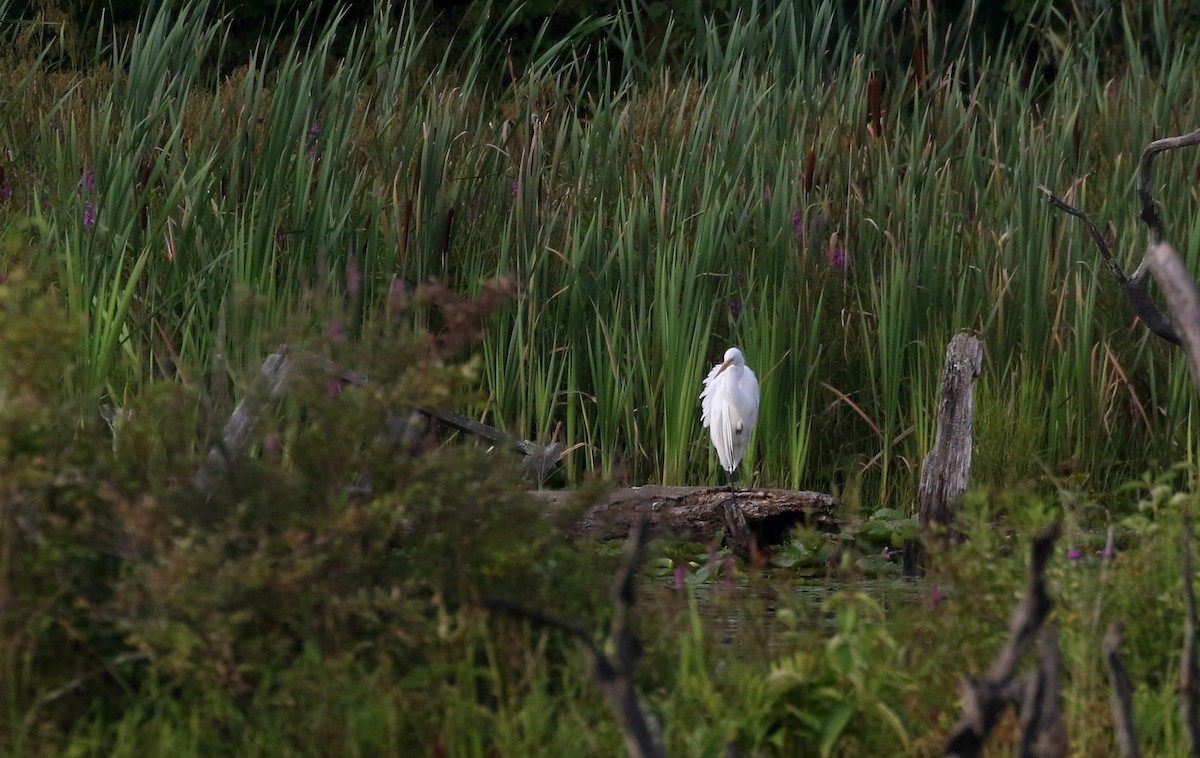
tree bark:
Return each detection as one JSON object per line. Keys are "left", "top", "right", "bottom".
{"left": 919, "top": 332, "right": 984, "bottom": 531}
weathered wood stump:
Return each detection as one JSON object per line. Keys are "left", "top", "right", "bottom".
{"left": 905, "top": 331, "right": 983, "bottom": 573}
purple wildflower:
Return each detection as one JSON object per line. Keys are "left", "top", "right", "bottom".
{"left": 828, "top": 247, "right": 854, "bottom": 269}
{"left": 673, "top": 564, "right": 687, "bottom": 590}
{"left": 329, "top": 320, "right": 345, "bottom": 342}
{"left": 80, "top": 169, "right": 95, "bottom": 195}
{"left": 762, "top": 189, "right": 770, "bottom": 203}
{"left": 48, "top": 119, "right": 64, "bottom": 135}
{"left": 264, "top": 432, "right": 280, "bottom": 453}
{"left": 83, "top": 202, "right": 97, "bottom": 228}
{"left": 0, "top": 185, "right": 11, "bottom": 201}
{"left": 327, "top": 381, "right": 342, "bottom": 397}
{"left": 1097, "top": 547, "right": 1114, "bottom": 559}
{"left": 929, "top": 585, "right": 944, "bottom": 612}
{"left": 1066, "top": 547, "right": 1083, "bottom": 560}
{"left": 791, "top": 208, "right": 803, "bottom": 243}
{"left": 305, "top": 122, "right": 320, "bottom": 160}
{"left": 511, "top": 179, "right": 519, "bottom": 198}
{"left": 728, "top": 300, "right": 742, "bottom": 316}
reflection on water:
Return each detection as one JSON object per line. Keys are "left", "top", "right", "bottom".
{"left": 639, "top": 571, "right": 936, "bottom": 656}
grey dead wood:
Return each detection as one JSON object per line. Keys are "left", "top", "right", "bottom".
{"left": 1040, "top": 127, "right": 1200, "bottom": 347}
{"left": 485, "top": 521, "right": 666, "bottom": 758}
{"left": 1144, "top": 243, "right": 1200, "bottom": 754}
{"left": 1146, "top": 244, "right": 1200, "bottom": 390}
{"left": 535, "top": 485, "right": 838, "bottom": 547}
{"left": 1103, "top": 623, "right": 1141, "bottom": 758}
{"left": 905, "top": 331, "right": 983, "bottom": 574}
{"left": 193, "top": 350, "right": 367, "bottom": 493}
{"left": 191, "top": 348, "right": 562, "bottom": 494}
{"left": 944, "top": 522, "right": 1061, "bottom": 757}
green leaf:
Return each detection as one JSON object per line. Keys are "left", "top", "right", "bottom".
{"left": 819, "top": 701, "right": 855, "bottom": 757}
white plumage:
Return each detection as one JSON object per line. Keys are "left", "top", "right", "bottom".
{"left": 700, "top": 346, "right": 759, "bottom": 482}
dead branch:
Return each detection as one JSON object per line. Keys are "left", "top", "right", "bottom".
{"left": 1017, "top": 626, "right": 1068, "bottom": 758}
{"left": 485, "top": 521, "right": 665, "bottom": 758}
{"left": 193, "top": 350, "right": 367, "bottom": 493}
{"left": 1041, "top": 126, "right": 1200, "bottom": 347}
{"left": 1133, "top": 128, "right": 1200, "bottom": 264}
{"left": 1146, "top": 244, "right": 1200, "bottom": 390}
{"left": 1103, "top": 623, "right": 1141, "bottom": 758}
{"left": 944, "top": 521, "right": 1061, "bottom": 757}
{"left": 192, "top": 348, "right": 562, "bottom": 494}
{"left": 1038, "top": 186, "right": 1179, "bottom": 345}
{"left": 1141, "top": 239, "right": 1200, "bottom": 754}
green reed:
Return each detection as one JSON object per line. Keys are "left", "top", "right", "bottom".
{"left": 2, "top": 0, "right": 1199, "bottom": 502}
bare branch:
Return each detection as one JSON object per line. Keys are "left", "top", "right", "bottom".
{"left": 192, "top": 348, "right": 562, "bottom": 494}
{"left": 1146, "top": 244, "right": 1200, "bottom": 389}
{"left": 945, "top": 521, "right": 1061, "bottom": 757}
{"left": 1142, "top": 243, "right": 1200, "bottom": 752}
{"left": 486, "top": 521, "right": 665, "bottom": 758}
{"left": 1038, "top": 185, "right": 1180, "bottom": 345}
{"left": 1040, "top": 126, "right": 1200, "bottom": 347}
{"left": 1103, "top": 623, "right": 1141, "bottom": 758}
{"left": 1132, "top": 128, "right": 1200, "bottom": 280}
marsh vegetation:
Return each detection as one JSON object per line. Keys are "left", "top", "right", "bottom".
{"left": 3, "top": 0, "right": 1200, "bottom": 754}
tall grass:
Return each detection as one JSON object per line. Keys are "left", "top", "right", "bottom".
{"left": 2, "top": 0, "right": 1199, "bottom": 503}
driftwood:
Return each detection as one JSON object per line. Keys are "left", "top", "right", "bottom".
{"left": 945, "top": 522, "right": 1061, "bottom": 757}
{"left": 486, "top": 521, "right": 665, "bottom": 758}
{"left": 1103, "top": 623, "right": 1141, "bottom": 758}
{"left": 535, "top": 486, "right": 838, "bottom": 554}
{"left": 1041, "top": 127, "right": 1200, "bottom": 346}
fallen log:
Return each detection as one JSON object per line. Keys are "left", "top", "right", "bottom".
{"left": 535, "top": 486, "right": 838, "bottom": 551}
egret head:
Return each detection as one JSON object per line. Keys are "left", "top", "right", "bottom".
{"left": 717, "top": 347, "right": 745, "bottom": 375}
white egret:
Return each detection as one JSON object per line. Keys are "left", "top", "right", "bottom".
{"left": 700, "top": 347, "right": 759, "bottom": 488}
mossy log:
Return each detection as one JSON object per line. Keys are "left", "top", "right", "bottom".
{"left": 534, "top": 486, "right": 838, "bottom": 559}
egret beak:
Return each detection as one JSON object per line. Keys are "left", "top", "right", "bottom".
{"left": 716, "top": 359, "right": 732, "bottom": 376}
